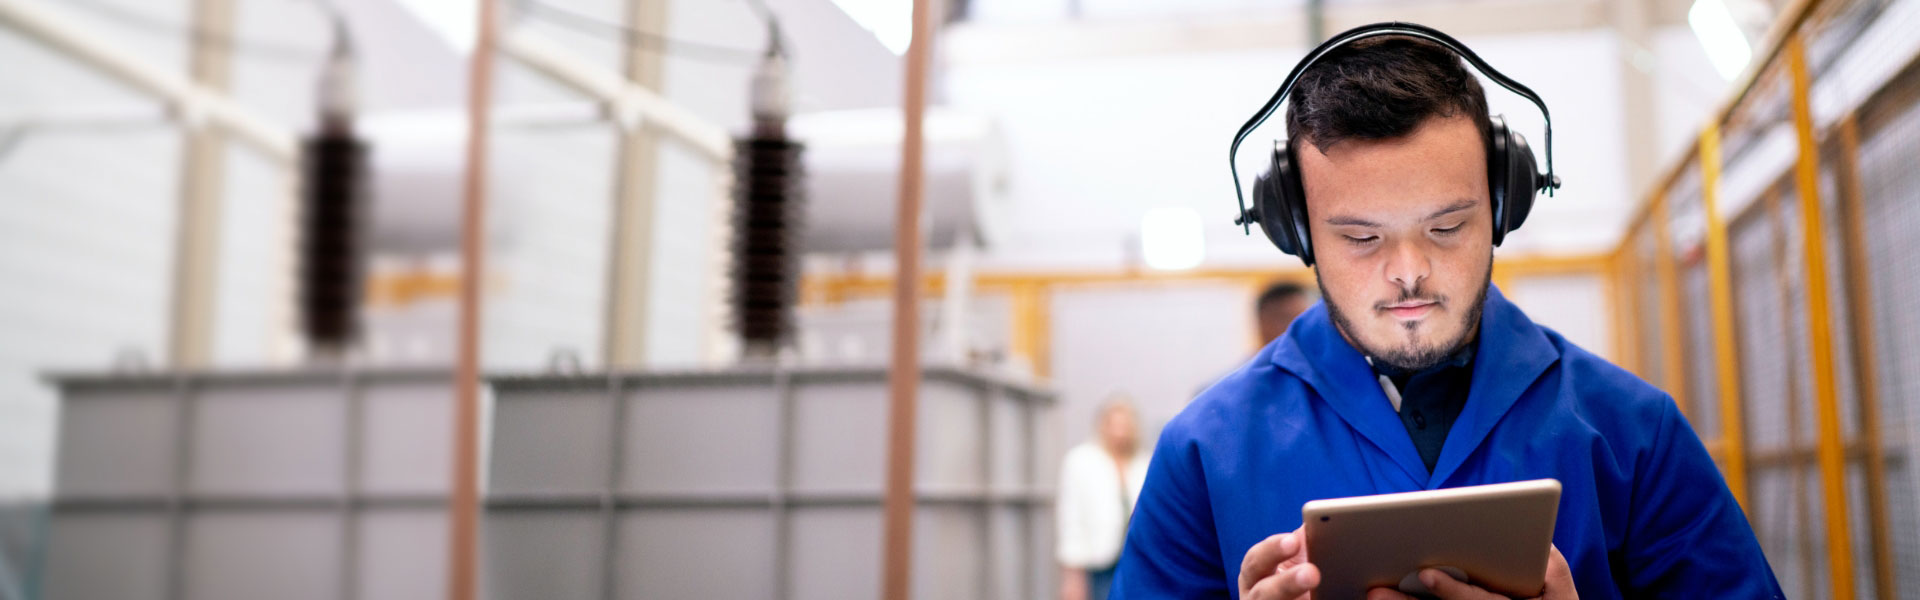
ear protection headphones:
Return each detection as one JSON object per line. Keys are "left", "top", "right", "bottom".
{"left": 1229, "top": 22, "right": 1562, "bottom": 266}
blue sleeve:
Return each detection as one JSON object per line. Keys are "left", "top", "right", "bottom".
{"left": 1110, "top": 422, "right": 1231, "bottom": 599}
{"left": 1625, "top": 398, "right": 1785, "bottom": 598}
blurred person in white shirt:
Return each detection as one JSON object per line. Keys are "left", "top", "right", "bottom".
{"left": 1056, "top": 397, "right": 1150, "bottom": 600}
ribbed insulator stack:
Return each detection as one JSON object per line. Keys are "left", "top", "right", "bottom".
{"left": 298, "top": 133, "right": 369, "bottom": 356}
{"left": 729, "top": 135, "right": 806, "bottom": 358}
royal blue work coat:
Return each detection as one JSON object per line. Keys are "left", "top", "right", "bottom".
{"left": 1111, "top": 285, "right": 1781, "bottom": 599}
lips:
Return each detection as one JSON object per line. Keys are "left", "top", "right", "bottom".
{"left": 1382, "top": 301, "right": 1437, "bottom": 320}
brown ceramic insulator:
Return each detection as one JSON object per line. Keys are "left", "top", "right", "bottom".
{"left": 298, "top": 133, "right": 369, "bottom": 355}
{"left": 729, "top": 135, "right": 805, "bottom": 355}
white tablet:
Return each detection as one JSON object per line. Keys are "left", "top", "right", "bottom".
{"left": 1301, "top": 479, "right": 1561, "bottom": 599}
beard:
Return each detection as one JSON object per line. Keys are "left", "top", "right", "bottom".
{"left": 1316, "top": 256, "right": 1491, "bottom": 373}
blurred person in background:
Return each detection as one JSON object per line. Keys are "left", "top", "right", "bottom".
{"left": 1255, "top": 281, "right": 1313, "bottom": 347}
{"left": 1057, "top": 397, "right": 1150, "bottom": 600}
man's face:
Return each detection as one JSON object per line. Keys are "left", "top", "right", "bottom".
{"left": 1297, "top": 115, "right": 1494, "bottom": 371}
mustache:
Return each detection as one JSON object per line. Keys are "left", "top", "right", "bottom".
{"left": 1373, "top": 286, "right": 1446, "bottom": 311}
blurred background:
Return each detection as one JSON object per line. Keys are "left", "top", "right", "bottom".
{"left": 1, "top": 0, "right": 1918, "bottom": 598}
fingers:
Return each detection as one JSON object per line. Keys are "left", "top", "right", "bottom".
{"left": 1245, "top": 563, "right": 1320, "bottom": 600}
{"left": 1239, "top": 529, "right": 1306, "bottom": 593}
{"left": 1546, "top": 544, "right": 1572, "bottom": 578}
{"left": 1367, "top": 587, "right": 1417, "bottom": 600}
{"left": 1421, "top": 569, "right": 1502, "bottom": 600}
{"left": 1239, "top": 533, "right": 1285, "bottom": 592}
{"left": 1540, "top": 545, "right": 1579, "bottom": 599}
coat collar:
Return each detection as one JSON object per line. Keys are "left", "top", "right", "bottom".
{"left": 1269, "top": 284, "right": 1558, "bottom": 488}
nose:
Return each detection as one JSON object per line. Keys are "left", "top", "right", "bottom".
{"left": 1384, "top": 239, "right": 1429, "bottom": 293}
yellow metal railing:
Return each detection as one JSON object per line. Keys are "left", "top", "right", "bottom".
{"left": 800, "top": 254, "right": 1612, "bottom": 378}
{"left": 1608, "top": 0, "right": 1920, "bottom": 595}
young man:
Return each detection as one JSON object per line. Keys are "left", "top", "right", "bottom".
{"left": 1110, "top": 34, "right": 1780, "bottom": 599}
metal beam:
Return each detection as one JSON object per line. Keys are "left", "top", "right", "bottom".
{"left": 804, "top": 253, "right": 1609, "bottom": 304}
{"left": 600, "top": 0, "right": 671, "bottom": 368}
{"left": 1699, "top": 121, "right": 1750, "bottom": 511}
{"left": 1834, "top": 114, "right": 1895, "bottom": 600}
{"left": 0, "top": 0, "right": 294, "bottom": 162}
{"left": 881, "top": 0, "right": 936, "bottom": 596}
{"left": 165, "top": 0, "right": 236, "bottom": 369}
{"left": 1786, "top": 33, "right": 1855, "bottom": 600}
{"left": 447, "top": 0, "right": 499, "bottom": 598}
{"left": 1606, "top": 247, "right": 1635, "bottom": 368}
{"left": 498, "top": 29, "right": 730, "bottom": 161}
{"left": 1764, "top": 187, "right": 1817, "bottom": 598}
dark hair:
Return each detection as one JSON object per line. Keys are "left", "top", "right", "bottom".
{"left": 1284, "top": 36, "right": 1492, "bottom": 155}
{"left": 1256, "top": 282, "right": 1307, "bottom": 311}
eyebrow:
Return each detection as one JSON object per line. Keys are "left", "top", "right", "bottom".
{"left": 1424, "top": 199, "right": 1477, "bottom": 221}
{"left": 1323, "top": 215, "right": 1382, "bottom": 227}
{"left": 1320, "top": 199, "right": 1478, "bottom": 228}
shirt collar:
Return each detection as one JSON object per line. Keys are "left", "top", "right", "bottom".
{"left": 1268, "top": 283, "right": 1558, "bottom": 488}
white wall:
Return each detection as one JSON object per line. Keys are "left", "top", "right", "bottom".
{"left": 481, "top": 123, "right": 619, "bottom": 370}
{"left": 0, "top": 1, "right": 192, "bottom": 495}
{"left": 943, "top": 26, "right": 1730, "bottom": 271}
{"left": 1046, "top": 284, "right": 1254, "bottom": 450}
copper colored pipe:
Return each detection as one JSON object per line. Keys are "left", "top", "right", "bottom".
{"left": 447, "top": 0, "right": 496, "bottom": 599}
{"left": 881, "top": 0, "right": 935, "bottom": 598}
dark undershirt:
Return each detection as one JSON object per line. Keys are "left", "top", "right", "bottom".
{"left": 1373, "top": 343, "right": 1476, "bottom": 474}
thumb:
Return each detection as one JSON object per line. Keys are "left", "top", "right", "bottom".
{"left": 1544, "top": 545, "right": 1577, "bottom": 597}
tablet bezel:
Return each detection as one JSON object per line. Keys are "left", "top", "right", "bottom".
{"left": 1300, "top": 478, "right": 1562, "bottom": 599}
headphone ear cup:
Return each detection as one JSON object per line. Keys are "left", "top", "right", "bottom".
{"left": 1486, "top": 116, "right": 1542, "bottom": 246}
{"left": 1253, "top": 144, "right": 1315, "bottom": 265}
{"left": 1502, "top": 127, "right": 1541, "bottom": 239}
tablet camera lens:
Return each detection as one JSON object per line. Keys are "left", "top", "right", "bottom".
{"left": 1320, "top": 516, "right": 1330, "bottom": 522}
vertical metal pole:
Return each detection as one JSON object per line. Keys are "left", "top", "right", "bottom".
{"left": 977, "top": 384, "right": 996, "bottom": 597}
{"left": 1786, "top": 34, "right": 1856, "bottom": 600}
{"left": 773, "top": 369, "right": 796, "bottom": 600}
{"left": 167, "top": 0, "right": 235, "bottom": 368}
{"left": 598, "top": 374, "right": 630, "bottom": 600}
{"left": 1605, "top": 249, "right": 1633, "bottom": 368}
{"left": 1615, "top": 245, "right": 1645, "bottom": 377}
{"left": 165, "top": 375, "right": 199, "bottom": 600}
{"left": 1651, "top": 195, "right": 1691, "bottom": 417}
{"left": 1010, "top": 285, "right": 1042, "bottom": 375}
{"left": 341, "top": 370, "right": 366, "bottom": 600}
{"left": 1700, "top": 121, "right": 1750, "bottom": 511}
{"left": 1835, "top": 114, "right": 1895, "bottom": 600}
{"left": 1028, "top": 393, "right": 1046, "bottom": 599}
{"left": 601, "top": 0, "right": 671, "bottom": 368}
{"left": 1032, "top": 286, "right": 1052, "bottom": 379}
{"left": 881, "top": 0, "right": 937, "bottom": 596}
{"left": 447, "top": 1, "right": 498, "bottom": 598}
{"left": 1766, "top": 189, "right": 1817, "bottom": 600}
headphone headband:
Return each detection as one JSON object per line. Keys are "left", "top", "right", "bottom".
{"left": 1229, "top": 22, "right": 1560, "bottom": 234}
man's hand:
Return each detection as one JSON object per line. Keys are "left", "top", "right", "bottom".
{"left": 1364, "top": 544, "right": 1577, "bottom": 600}
{"left": 1240, "top": 526, "right": 1320, "bottom": 600}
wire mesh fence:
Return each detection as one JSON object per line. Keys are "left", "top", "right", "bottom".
{"left": 1609, "top": 0, "right": 1920, "bottom": 596}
